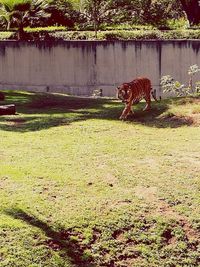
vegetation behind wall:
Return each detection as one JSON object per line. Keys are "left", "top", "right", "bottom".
{"left": 0, "top": 0, "right": 200, "bottom": 40}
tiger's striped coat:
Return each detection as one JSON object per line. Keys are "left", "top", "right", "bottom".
{"left": 116, "top": 77, "right": 157, "bottom": 120}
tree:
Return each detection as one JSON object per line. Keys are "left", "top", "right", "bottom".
{"left": 141, "top": 0, "right": 183, "bottom": 27}
{"left": 179, "top": 0, "right": 200, "bottom": 26}
{"left": 0, "top": 0, "right": 49, "bottom": 39}
{"left": 105, "top": 0, "right": 141, "bottom": 24}
{"left": 81, "top": 0, "right": 112, "bottom": 37}
{"left": 0, "top": 0, "right": 30, "bottom": 31}
{"left": 106, "top": 0, "right": 183, "bottom": 27}
{"left": 46, "top": 0, "right": 83, "bottom": 28}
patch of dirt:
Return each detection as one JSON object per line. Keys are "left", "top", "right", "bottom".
{"left": 135, "top": 158, "right": 159, "bottom": 169}
{"left": 119, "top": 257, "right": 145, "bottom": 267}
{"left": 45, "top": 239, "right": 62, "bottom": 251}
{"left": 0, "top": 177, "right": 8, "bottom": 189}
{"left": 32, "top": 181, "right": 63, "bottom": 200}
{"left": 91, "top": 228, "right": 102, "bottom": 244}
{"left": 112, "top": 230, "right": 126, "bottom": 242}
{"left": 156, "top": 201, "right": 199, "bottom": 241}
{"left": 180, "top": 220, "right": 198, "bottom": 241}
{"left": 100, "top": 199, "right": 133, "bottom": 213}
{"left": 161, "top": 228, "right": 177, "bottom": 244}
{"left": 105, "top": 173, "right": 119, "bottom": 186}
{"left": 134, "top": 186, "right": 200, "bottom": 242}
{"left": 177, "top": 155, "right": 200, "bottom": 167}
{"left": 166, "top": 115, "right": 194, "bottom": 126}
{"left": 177, "top": 98, "right": 200, "bottom": 105}
{"left": 163, "top": 113, "right": 200, "bottom": 126}
{"left": 189, "top": 113, "right": 200, "bottom": 125}
{"left": 134, "top": 186, "right": 157, "bottom": 202}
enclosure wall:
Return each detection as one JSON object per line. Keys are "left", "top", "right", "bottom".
{"left": 0, "top": 40, "right": 200, "bottom": 97}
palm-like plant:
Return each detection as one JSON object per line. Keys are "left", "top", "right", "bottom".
{"left": 0, "top": 0, "right": 49, "bottom": 39}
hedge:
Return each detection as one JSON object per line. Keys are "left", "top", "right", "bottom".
{"left": 0, "top": 29, "right": 200, "bottom": 41}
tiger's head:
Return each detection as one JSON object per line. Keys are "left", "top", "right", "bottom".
{"left": 116, "top": 83, "right": 132, "bottom": 103}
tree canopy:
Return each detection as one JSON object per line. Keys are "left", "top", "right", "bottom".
{"left": 1, "top": 0, "right": 200, "bottom": 38}
{"left": 179, "top": 0, "right": 200, "bottom": 25}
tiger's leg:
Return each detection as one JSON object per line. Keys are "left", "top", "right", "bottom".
{"left": 143, "top": 94, "right": 151, "bottom": 111}
{"left": 119, "top": 102, "right": 132, "bottom": 120}
{"left": 151, "top": 89, "right": 159, "bottom": 102}
{"left": 128, "top": 109, "right": 134, "bottom": 116}
{"left": 128, "top": 103, "right": 135, "bottom": 116}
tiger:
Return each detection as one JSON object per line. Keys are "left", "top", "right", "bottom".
{"left": 116, "top": 77, "right": 158, "bottom": 120}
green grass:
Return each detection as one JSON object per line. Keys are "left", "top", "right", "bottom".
{"left": 0, "top": 91, "right": 200, "bottom": 267}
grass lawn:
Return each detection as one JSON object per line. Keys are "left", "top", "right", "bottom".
{"left": 0, "top": 91, "right": 200, "bottom": 267}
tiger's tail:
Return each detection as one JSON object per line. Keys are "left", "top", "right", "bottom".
{"left": 151, "top": 88, "right": 161, "bottom": 102}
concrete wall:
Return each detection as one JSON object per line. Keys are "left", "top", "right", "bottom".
{"left": 0, "top": 40, "right": 200, "bottom": 97}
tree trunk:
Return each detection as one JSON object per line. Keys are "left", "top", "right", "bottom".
{"left": 93, "top": 5, "right": 99, "bottom": 39}
{"left": 7, "top": 20, "right": 11, "bottom": 31}
{"left": 180, "top": 0, "right": 200, "bottom": 26}
{"left": 17, "top": 23, "right": 25, "bottom": 40}
{"left": 94, "top": 20, "right": 98, "bottom": 38}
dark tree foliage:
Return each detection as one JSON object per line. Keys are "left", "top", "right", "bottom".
{"left": 106, "top": 0, "right": 183, "bottom": 26}
{"left": 0, "top": 0, "right": 188, "bottom": 32}
{"left": 141, "top": 0, "right": 183, "bottom": 26}
{"left": 45, "top": 0, "right": 85, "bottom": 28}
{"left": 179, "top": 0, "right": 200, "bottom": 25}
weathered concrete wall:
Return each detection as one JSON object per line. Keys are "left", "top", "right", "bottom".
{"left": 0, "top": 40, "right": 200, "bottom": 97}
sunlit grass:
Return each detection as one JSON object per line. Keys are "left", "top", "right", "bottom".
{"left": 0, "top": 91, "right": 200, "bottom": 267}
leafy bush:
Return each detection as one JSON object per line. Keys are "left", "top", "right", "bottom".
{"left": 0, "top": 31, "right": 14, "bottom": 39}
{"left": 103, "top": 24, "right": 155, "bottom": 31}
{"left": 53, "top": 29, "right": 200, "bottom": 40}
{"left": 25, "top": 26, "right": 67, "bottom": 32}
{"left": 167, "top": 18, "right": 188, "bottom": 30}
{"left": 161, "top": 75, "right": 187, "bottom": 97}
{"left": 1, "top": 28, "right": 200, "bottom": 40}
{"left": 161, "top": 64, "right": 200, "bottom": 97}
{"left": 48, "top": 29, "right": 200, "bottom": 40}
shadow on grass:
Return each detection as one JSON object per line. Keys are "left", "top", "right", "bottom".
{"left": 5, "top": 208, "right": 95, "bottom": 267}
{"left": 0, "top": 90, "right": 196, "bottom": 132}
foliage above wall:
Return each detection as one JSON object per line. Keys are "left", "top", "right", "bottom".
{"left": 1, "top": 28, "right": 200, "bottom": 41}
{"left": 0, "top": 0, "right": 199, "bottom": 40}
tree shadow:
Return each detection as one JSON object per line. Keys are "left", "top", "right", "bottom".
{"left": 4, "top": 208, "right": 95, "bottom": 267}
{"left": 0, "top": 91, "right": 196, "bottom": 132}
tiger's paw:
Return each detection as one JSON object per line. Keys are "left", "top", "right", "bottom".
{"left": 128, "top": 111, "right": 134, "bottom": 116}
{"left": 143, "top": 107, "right": 151, "bottom": 111}
{"left": 119, "top": 115, "right": 127, "bottom": 120}
{"left": 119, "top": 116, "right": 124, "bottom": 120}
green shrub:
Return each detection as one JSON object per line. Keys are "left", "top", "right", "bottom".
{"left": 1, "top": 28, "right": 200, "bottom": 41}
{"left": 25, "top": 26, "right": 67, "bottom": 32}
{"left": 167, "top": 18, "right": 188, "bottom": 30}
{"left": 0, "top": 31, "right": 14, "bottom": 40}
{"left": 161, "top": 65, "right": 200, "bottom": 97}
{"left": 101, "top": 23, "right": 155, "bottom": 31}
{"left": 47, "top": 29, "right": 200, "bottom": 40}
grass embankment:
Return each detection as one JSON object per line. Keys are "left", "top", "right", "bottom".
{"left": 0, "top": 91, "right": 200, "bottom": 267}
